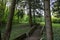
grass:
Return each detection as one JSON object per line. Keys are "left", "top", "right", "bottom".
{"left": 1, "top": 22, "right": 60, "bottom": 40}
{"left": 1, "top": 23, "right": 31, "bottom": 40}
{"left": 40, "top": 22, "right": 60, "bottom": 40}
{"left": 52, "top": 23, "right": 60, "bottom": 40}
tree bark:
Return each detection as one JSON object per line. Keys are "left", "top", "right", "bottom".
{"left": 0, "top": 29, "right": 1, "bottom": 40}
{"left": 3, "top": 0, "right": 16, "bottom": 40}
{"left": 28, "top": 1, "right": 32, "bottom": 27}
{"left": 44, "top": 0, "right": 53, "bottom": 40}
{"left": 0, "top": 21, "right": 1, "bottom": 40}
{"left": 33, "top": 9, "right": 35, "bottom": 23}
{"left": 0, "top": 30, "right": 1, "bottom": 40}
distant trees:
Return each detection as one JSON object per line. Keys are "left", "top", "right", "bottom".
{"left": 44, "top": 0, "right": 53, "bottom": 40}
{"left": 16, "top": 9, "right": 24, "bottom": 23}
{"left": 27, "top": 0, "right": 43, "bottom": 26}
{"left": 3, "top": 0, "right": 16, "bottom": 40}
{"left": 52, "top": 0, "right": 60, "bottom": 18}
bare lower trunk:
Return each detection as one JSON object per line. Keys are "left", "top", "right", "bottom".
{"left": 18, "top": 16, "right": 19, "bottom": 23}
{"left": 3, "top": 0, "right": 16, "bottom": 40}
{"left": 33, "top": 9, "right": 35, "bottom": 23}
{"left": 28, "top": 1, "right": 32, "bottom": 27}
{"left": 0, "top": 22, "right": 1, "bottom": 40}
{"left": 0, "top": 31, "right": 1, "bottom": 40}
{"left": 44, "top": 0, "right": 53, "bottom": 40}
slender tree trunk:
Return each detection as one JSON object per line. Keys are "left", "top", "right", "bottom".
{"left": 28, "top": 1, "right": 32, "bottom": 27}
{"left": 0, "top": 30, "right": 1, "bottom": 40}
{"left": 0, "top": 22, "right": 1, "bottom": 40}
{"left": 18, "top": 15, "right": 19, "bottom": 23}
{"left": 44, "top": 0, "right": 53, "bottom": 40}
{"left": 3, "top": 0, "right": 16, "bottom": 40}
{"left": 33, "top": 9, "right": 35, "bottom": 23}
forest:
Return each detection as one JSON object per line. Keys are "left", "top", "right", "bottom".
{"left": 0, "top": 0, "right": 60, "bottom": 40}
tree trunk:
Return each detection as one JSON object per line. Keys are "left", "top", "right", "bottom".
{"left": 33, "top": 9, "right": 35, "bottom": 24}
{"left": 3, "top": 0, "right": 16, "bottom": 40}
{"left": 44, "top": 0, "right": 53, "bottom": 40}
{"left": 0, "top": 21, "right": 1, "bottom": 40}
{"left": 28, "top": 1, "right": 32, "bottom": 27}
{"left": 0, "top": 25, "right": 1, "bottom": 40}
{"left": 0, "top": 30, "right": 1, "bottom": 40}
{"left": 18, "top": 15, "right": 19, "bottom": 23}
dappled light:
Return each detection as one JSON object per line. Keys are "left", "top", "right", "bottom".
{"left": 0, "top": 0, "right": 60, "bottom": 40}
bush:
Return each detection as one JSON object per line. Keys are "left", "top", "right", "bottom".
{"left": 52, "top": 17, "right": 60, "bottom": 23}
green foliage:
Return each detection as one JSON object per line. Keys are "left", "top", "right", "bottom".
{"left": 52, "top": 17, "right": 60, "bottom": 23}
{"left": 2, "top": 7, "right": 9, "bottom": 23}
{"left": 52, "top": 0, "right": 60, "bottom": 17}
{"left": 0, "top": 1, "right": 5, "bottom": 19}
{"left": 16, "top": 9, "right": 24, "bottom": 18}
{"left": 21, "top": 15, "right": 29, "bottom": 23}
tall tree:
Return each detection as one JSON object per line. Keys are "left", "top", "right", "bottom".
{"left": 44, "top": 0, "right": 53, "bottom": 40}
{"left": 33, "top": 9, "right": 36, "bottom": 23}
{"left": 28, "top": 0, "right": 32, "bottom": 27}
{"left": 3, "top": 0, "right": 16, "bottom": 40}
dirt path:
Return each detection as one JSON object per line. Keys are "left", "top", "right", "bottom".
{"left": 24, "top": 26, "right": 42, "bottom": 40}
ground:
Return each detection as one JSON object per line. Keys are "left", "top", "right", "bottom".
{"left": 40, "top": 22, "right": 60, "bottom": 40}
{"left": 1, "top": 23, "right": 60, "bottom": 40}
{"left": 1, "top": 23, "right": 31, "bottom": 40}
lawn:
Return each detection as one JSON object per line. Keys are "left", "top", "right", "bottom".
{"left": 1, "top": 23, "right": 31, "bottom": 40}
{"left": 52, "top": 23, "right": 60, "bottom": 40}
{"left": 40, "top": 22, "right": 60, "bottom": 40}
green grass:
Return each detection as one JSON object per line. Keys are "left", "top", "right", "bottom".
{"left": 1, "top": 23, "right": 31, "bottom": 40}
{"left": 52, "top": 23, "right": 60, "bottom": 40}
{"left": 1, "top": 22, "right": 60, "bottom": 40}
{"left": 40, "top": 22, "right": 60, "bottom": 40}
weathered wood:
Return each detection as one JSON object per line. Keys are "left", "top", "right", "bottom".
{"left": 24, "top": 26, "right": 43, "bottom": 40}
{"left": 14, "top": 33, "right": 27, "bottom": 40}
{"left": 14, "top": 26, "right": 37, "bottom": 40}
{"left": 28, "top": 26, "right": 37, "bottom": 36}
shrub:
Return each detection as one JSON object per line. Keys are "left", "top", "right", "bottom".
{"left": 52, "top": 17, "right": 60, "bottom": 23}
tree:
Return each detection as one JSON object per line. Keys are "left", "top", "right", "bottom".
{"left": 44, "top": 0, "right": 53, "bottom": 40}
{"left": 32, "top": 0, "right": 42, "bottom": 24}
{"left": 27, "top": 0, "right": 32, "bottom": 27}
{"left": 52, "top": 0, "right": 60, "bottom": 17}
{"left": 0, "top": 24, "right": 1, "bottom": 40}
{"left": 3, "top": 0, "right": 16, "bottom": 40}
{"left": 33, "top": 9, "right": 36, "bottom": 23}
{"left": 27, "top": 0, "right": 43, "bottom": 25}
{"left": 0, "top": 30, "right": 1, "bottom": 40}
{"left": 16, "top": 9, "right": 24, "bottom": 23}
